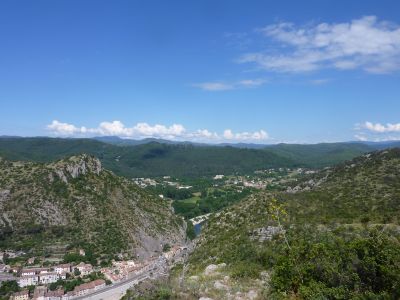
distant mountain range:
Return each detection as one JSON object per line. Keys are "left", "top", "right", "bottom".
{"left": 0, "top": 136, "right": 399, "bottom": 177}
{"left": 93, "top": 135, "right": 400, "bottom": 149}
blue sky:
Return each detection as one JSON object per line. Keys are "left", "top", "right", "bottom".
{"left": 1, "top": 0, "right": 400, "bottom": 143}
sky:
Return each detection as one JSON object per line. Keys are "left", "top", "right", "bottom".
{"left": 1, "top": 0, "right": 400, "bottom": 143}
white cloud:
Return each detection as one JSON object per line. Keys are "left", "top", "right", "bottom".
{"left": 46, "top": 120, "right": 270, "bottom": 143}
{"left": 223, "top": 129, "right": 268, "bottom": 141}
{"left": 354, "top": 134, "right": 368, "bottom": 141}
{"left": 193, "top": 78, "right": 267, "bottom": 91}
{"left": 192, "top": 82, "right": 234, "bottom": 91}
{"left": 354, "top": 121, "right": 400, "bottom": 142}
{"left": 47, "top": 120, "right": 84, "bottom": 136}
{"left": 223, "top": 129, "right": 235, "bottom": 139}
{"left": 309, "top": 78, "right": 331, "bottom": 85}
{"left": 362, "top": 121, "right": 400, "bottom": 133}
{"left": 237, "top": 78, "right": 267, "bottom": 87}
{"left": 240, "top": 16, "right": 400, "bottom": 73}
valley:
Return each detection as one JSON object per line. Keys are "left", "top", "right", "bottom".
{"left": 1, "top": 140, "right": 399, "bottom": 300}
{"left": 2, "top": 2, "right": 400, "bottom": 299}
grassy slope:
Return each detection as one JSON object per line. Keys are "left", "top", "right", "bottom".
{"left": 184, "top": 148, "right": 400, "bottom": 299}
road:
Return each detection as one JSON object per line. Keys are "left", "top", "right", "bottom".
{"left": 73, "top": 244, "right": 193, "bottom": 300}
{"left": 73, "top": 256, "right": 172, "bottom": 300}
{"left": 73, "top": 273, "right": 149, "bottom": 300}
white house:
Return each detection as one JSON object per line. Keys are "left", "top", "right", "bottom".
{"left": 54, "top": 264, "right": 71, "bottom": 275}
{"left": 18, "top": 275, "right": 39, "bottom": 287}
{"left": 39, "top": 272, "right": 59, "bottom": 285}
{"left": 21, "top": 268, "right": 48, "bottom": 277}
{"left": 76, "top": 262, "right": 93, "bottom": 276}
{"left": 21, "top": 269, "right": 36, "bottom": 277}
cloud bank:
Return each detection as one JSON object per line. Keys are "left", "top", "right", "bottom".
{"left": 239, "top": 16, "right": 400, "bottom": 74}
{"left": 47, "top": 120, "right": 269, "bottom": 143}
{"left": 354, "top": 121, "right": 400, "bottom": 141}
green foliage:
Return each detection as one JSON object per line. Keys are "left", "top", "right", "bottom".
{"left": 121, "top": 284, "right": 172, "bottom": 300}
{"left": 172, "top": 188, "right": 251, "bottom": 219}
{"left": 186, "top": 149, "right": 400, "bottom": 299}
{"left": 63, "top": 253, "right": 86, "bottom": 264}
{"left": 162, "top": 243, "right": 171, "bottom": 252}
{"left": 74, "top": 268, "right": 81, "bottom": 276}
{"left": 0, "top": 137, "right": 378, "bottom": 178}
{"left": 0, "top": 154, "right": 184, "bottom": 259}
{"left": 270, "top": 229, "right": 400, "bottom": 299}
{"left": 0, "top": 281, "right": 20, "bottom": 300}
{"left": 185, "top": 221, "right": 196, "bottom": 240}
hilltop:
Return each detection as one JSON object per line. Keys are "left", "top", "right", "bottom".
{"left": 0, "top": 154, "right": 185, "bottom": 262}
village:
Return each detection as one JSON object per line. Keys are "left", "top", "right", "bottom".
{"left": 0, "top": 245, "right": 187, "bottom": 300}
{"left": 134, "top": 167, "right": 316, "bottom": 194}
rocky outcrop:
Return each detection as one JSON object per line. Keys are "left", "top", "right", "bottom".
{"left": 52, "top": 154, "right": 102, "bottom": 183}
{"left": 249, "top": 226, "right": 284, "bottom": 242}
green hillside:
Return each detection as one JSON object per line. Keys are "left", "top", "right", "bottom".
{"left": 0, "top": 137, "right": 380, "bottom": 178}
{"left": 266, "top": 142, "right": 373, "bottom": 168}
{"left": 0, "top": 154, "right": 185, "bottom": 262}
{"left": 174, "top": 149, "right": 400, "bottom": 299}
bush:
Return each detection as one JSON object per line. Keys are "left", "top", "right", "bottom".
{"left": 269, "top": 229, "right": 400, "bottom": 299}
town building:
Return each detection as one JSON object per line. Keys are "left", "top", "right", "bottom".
{"left": 21, "top": 267, "right": 48, "bottom": 277}
{"left": 75, "top": 262, "right": 93, "bottom": 276}
{"left": 12, "top": 290, "right": 29, "bottom": 300}
{"left": 44, "top": 289, "right": 64, "bottom": 300}
{"left": 32, "top": 286, "right": 47, "bottom": 300}
{"left": 54, "top": 264, "right": 71, "bottom": 274}
{"left": 18, "top": 275, "right": 39, "bottom": 287}
{"left": 39, "top": 272, "right": 59, "bottom": 285}
{"left": 73, "top": 279, "right": 105, "bottom": 297}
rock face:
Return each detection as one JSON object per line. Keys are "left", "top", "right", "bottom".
{"left": 52, "top": 154, "right": 102, "bottom": 183}
{"left": 249, "top": 226, "right": 284, "bottom": 242}
{"left": 0, "top": 154, "right": 185, "bottom": 259}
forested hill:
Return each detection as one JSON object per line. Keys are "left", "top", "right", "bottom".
{"left": 0, "top": 136, "right": 396, "bottom": 177}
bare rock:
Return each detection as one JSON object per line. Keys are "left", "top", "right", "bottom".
{"left": 204, "top": 263, "right": 226, "bottom": 276}
{"left": 246, "top": 290, "right": 258, "bottom": 299}
{"left": 214, "top": 280, "right": 229, "bottom": 290}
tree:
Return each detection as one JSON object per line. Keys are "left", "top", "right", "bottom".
{"left": 0, "top": 281, "right": 20, "bottom": 299}
{"left": 162, "top": 244, "right": 171, "bottom": 252}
